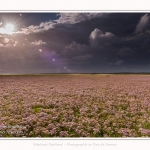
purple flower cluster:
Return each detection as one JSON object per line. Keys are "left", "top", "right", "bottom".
{"left": 0, "top": 74, "right": 150, "bottom": 137}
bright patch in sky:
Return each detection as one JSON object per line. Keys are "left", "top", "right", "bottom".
{"left": 0, "top": 23, "right": 14, "bottom": 34}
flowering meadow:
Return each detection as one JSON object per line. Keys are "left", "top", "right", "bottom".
{"left": 0, "top": 74, "right": 150, "bottom": 137}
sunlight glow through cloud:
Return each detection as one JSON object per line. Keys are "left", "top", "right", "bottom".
{"left": 0, "top": 23, "right": 14, "bottom": 34}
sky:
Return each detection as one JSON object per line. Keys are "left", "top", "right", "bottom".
{"left": 0, "top": 13, "right": 150, "bottom": 73}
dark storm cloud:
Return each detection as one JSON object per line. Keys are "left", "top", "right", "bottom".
{"left": 140, "top": 38, "right": 150, "bottom": 50}
{"left": 115, "top": 60, "right": 124, "bottom": 66}
{"left": 72, "top": 54, "right": 93, "bottom": 61}
{"left": 117, "top": 48, "right": 137, "bottom": 57}
{"left": 1, "top": 13, "right": 150, "bottom": 73}
{"left": 63, "top": 41, "right": 91, "bottom": 57}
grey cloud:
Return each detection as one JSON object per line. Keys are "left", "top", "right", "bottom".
{"left": 18, "top": 21, "right": 55, "bottom": 34}
{"left": 0, "top": 36, "right": 15, "bottom": 47}
{"left": 89, "top": 28, "right": 115, "bottom": 48}
{"left": 17, "top": 13, "right": 105, "bottom": 35}
{"left": 0, "top": 43, "right": 4, "bottom": 47}
{"left": 117, "top": 48, "right": 136, "bottom": 57}
{"left": 57, "top": 13, "right": 104, "bottom": 24}
{"left": 31, "top": 40, "right": 46, "bottom": 46}
{"left": 3, "top": 38, "right": 10, "bottom": 43}
{"left": 140, "top": 38, "right": 150, "bottom": 50}
{"left": 115, "top": 60, "right": 124, "bottom": 65}
{"left": 13, "top": 41, "right": 18, "bottom": 46}
{"left": 63, "top": 41, "right": 90, "bottom": 57}
{"left": 135, "top": 14, "right": 150, "bottom": 34}
{"left": 72, "top": 54, "right": 93, "bottom": 61}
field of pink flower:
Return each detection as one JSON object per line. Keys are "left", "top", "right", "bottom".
{"left": 0, "top": 74, "right": 150, "bottom": 137}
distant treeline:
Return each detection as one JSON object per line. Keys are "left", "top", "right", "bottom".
{"left": 1, "top": 72, "right": 150, "bottom": 75}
